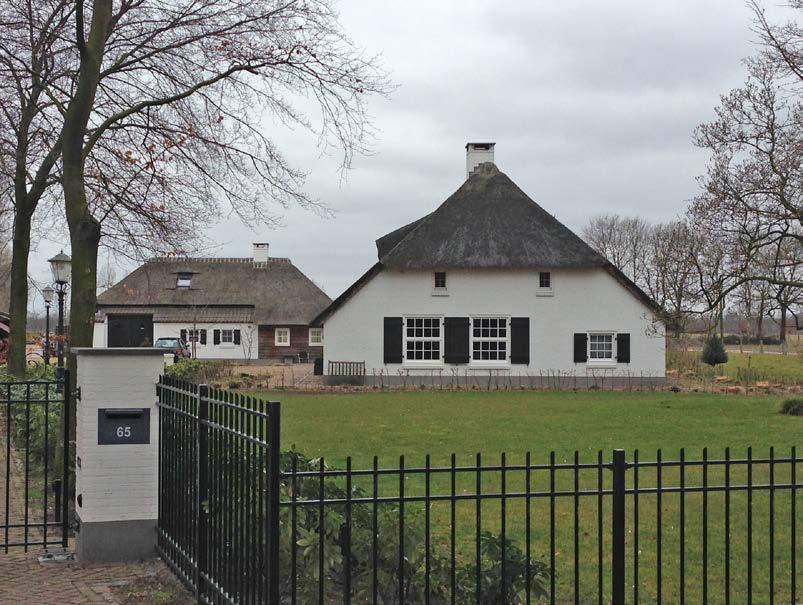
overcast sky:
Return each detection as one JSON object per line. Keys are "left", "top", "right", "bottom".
{"left": 27, "top": 0, "right": 795, "bottom": 309}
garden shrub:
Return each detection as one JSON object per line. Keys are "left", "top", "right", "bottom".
{"left": 780, "top": 398, "right": 803, "bottom": 416}
{"left": 165, "top": 359, "right": 226, "bottom": 383}
{"left": 276, "top": 450, "right": 550, "bottom": 603}
{"left": 701, "top": 334, "right": 728, "bottom": 367}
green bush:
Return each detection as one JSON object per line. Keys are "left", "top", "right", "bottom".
{"left": 276, "top": 450, "right": 550, "bottom": 603}
{"left": 165, "top": 359, "right": 226, "bottom": 383}
{"left": 702, "top": 334, "right": 728, "bottom": 367}
{"left": 0, "top": 366, "right": 63, "bottom": 467}
{"left": 780, "top": 398, "right": 803, "bottom": 416}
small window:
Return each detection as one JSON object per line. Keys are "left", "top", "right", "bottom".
{"left": 589, "top": 333, "right": 614, "bottom": 360}
{"left": 176, "top": 272, "right": 192, "bottom": 288}
{"left": 187, "top": 329, "right": 200, "bottom": 343}
{"left": 275, "top": 328, "right": 290, "bottom": 346}
{"left": 434, "top": 272, "right": 447, "bottom": 289}
{"left": 309, "top": 328, "right": 323, "bottom": 346}
{"left": 539, "top": 272, "right": 551, "bottom": 289}
{"left": 221, "top": 329, "right": 234, "bottom": 344}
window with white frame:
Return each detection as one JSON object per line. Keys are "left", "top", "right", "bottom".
{"left": 434, "top": 272, "right": 447, "bottom": 289}
{"left": 309, "top": 328, "right": 323, "bottom": 346}
{"left": 275, "top": 327, "right": 290, "bottom": 346}
{"left": 187, "top": 329, "right": 200, "bottom": 343}
{"left": 221, "top": 329, "right": 234, "bottom": 344}
{"left": 176, "top": 272, "right": 192, "bottom": 288}
{"left": 471, "top": 317, "right": 508, "bottom": 362}
{"left": 539, "top": 272, "right": 551, "bottom": 289}
{"left": 588, "top": 333, "right": 614, "bottom": 360}
{"left": 404, "top": 317, "right": 442, "bottom": 361}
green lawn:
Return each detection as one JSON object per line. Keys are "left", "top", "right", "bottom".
{"left": 249, "top": 389, "right": 802, "bottom": 603}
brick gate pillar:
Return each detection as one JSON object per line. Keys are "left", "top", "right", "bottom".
{"left": 72, "top": 348, "right": 167, "bottom": 563}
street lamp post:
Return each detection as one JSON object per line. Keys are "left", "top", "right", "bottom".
{"left": 42, "top": 286, "right": 54, "bottom": 366}
{"left": 48, "top": 251, "right": 72, "bottom": 379}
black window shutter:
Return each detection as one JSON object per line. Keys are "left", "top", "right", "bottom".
{"left": 383, "top": 317, "right": 403, "bottom": 364}
{"left": 510, "top": 317, "right": 530, "bottom": 364}
{"left": 200, "top": 329, "right": 207, "bottom": 345}
{"left": 616, "top": 333, "right": 631, "bottom": 363}
{"left": 444, "top": 317, "right": 470, "bottom": 364}
{"left": 234, "top": 329, "right": 241, "bottom": 345}
{"left": 180, "top": 329, "right": 187, "bottom": 341}
{"left": 213, "top": 329, "right": 220, "bottom": 345}
{"left": 573, "top": 333, "right": 588, "bottom": 363}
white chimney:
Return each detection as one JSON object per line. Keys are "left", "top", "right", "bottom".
{"left": 253, "top": 242, "right": 270, "bottom": 265}
{"left": 466, "top": 142, "right": 495, "bottom": 178}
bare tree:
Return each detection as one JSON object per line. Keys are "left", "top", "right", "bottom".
{"left": 689, "top": 3, "right": 802, "bottom": 318}
{"left": 641, "top": 220, "right": 699, "bottom": 337}
{"left": 0, "top": 0, "right": 391, "bottom": 374}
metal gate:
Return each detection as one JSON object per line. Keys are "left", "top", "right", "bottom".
{"left": 1, "top": 372, "right": 70, "bottom": 551}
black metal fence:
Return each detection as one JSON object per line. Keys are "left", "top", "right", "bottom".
{"left": 1, "top": 372, "right": 70, "bottom": 552}
{"left": 156, "top": 376, "right": 281, "bottom": 604}
{"left": 156, "top": 377, "right": 801, "bottom": 604}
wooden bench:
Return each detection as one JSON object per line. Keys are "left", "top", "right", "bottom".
{"left": 328, "top": 360, "right": 366, "bottom": 377}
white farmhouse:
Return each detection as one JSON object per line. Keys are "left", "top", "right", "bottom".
{"left": 314, "top": 143, "right": 666, "bottom": 385}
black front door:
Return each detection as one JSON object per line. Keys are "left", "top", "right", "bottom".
{"left": 107, "top": 315, "right": 154, "bottom": 347}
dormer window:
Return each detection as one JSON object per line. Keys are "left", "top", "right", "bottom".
{"left": 176, "top": 272, "right": 192, "bottom": 288}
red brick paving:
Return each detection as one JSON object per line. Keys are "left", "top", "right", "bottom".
{"left": 0, "top": 544, "right": 186, "bottom": 604}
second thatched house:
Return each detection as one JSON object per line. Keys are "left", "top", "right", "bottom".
{"left": 94, "top": 244, "right": 331, "bottom": 362}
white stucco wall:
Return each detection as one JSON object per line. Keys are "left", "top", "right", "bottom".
{"left": 74, "top": 349, "right": 164, "bottom": 523}
{"left": 92, "top": 319, "right": 258, "bottom": 360}
{"left": 322, "top": 267, "right": 665, "bottom": 377}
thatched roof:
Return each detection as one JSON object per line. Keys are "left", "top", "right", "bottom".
{"left": 377, "top": 163, "right": 608, "bottom": 269}
{"left": 98, "top": 257, "right": 331, "bottom": 325}
{"left": 314, "top": 162, "right": 661, "bottom": 324}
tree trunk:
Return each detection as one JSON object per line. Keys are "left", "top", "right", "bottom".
{"left": 7, "top": 210, "right": 33, "bottom": 376}
{"left": 56, "top": 0, "right": 112, "bottom": 470}
{"left": 779, "top": 304, "right": 787, "bottom": 344}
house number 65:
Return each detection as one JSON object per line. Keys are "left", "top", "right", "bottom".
{"left": 116, "top": 426, "right": 132, "bottom": 438}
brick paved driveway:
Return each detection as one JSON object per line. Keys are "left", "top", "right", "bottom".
{"left": 0, "top": 544, "right": 187, "bottom": 604}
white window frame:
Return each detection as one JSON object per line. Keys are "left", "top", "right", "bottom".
{"left": 587, "top": 332, "right": 616, "bottom": 365}
{"left": 309, "top": 327, "right": 323, "bottom": 346}
{"left": 187, "top": 328, "right": 200, "bottom": 343}
{"left": 176, "top": 272, "right": 192, "bottom": 288}
{"left": 469, "top": 316, "right": 510, "bottom": 366}
{"left": 403, "top": 316, "right": 443, "bottom": 365}
{"left": 537, "top": 271, "right": 553, "bottom": 297}
{"left": 275, "top": 327, "right": 290, "bottom": 347}
{"left": 221, "top": 329, "right": 234, "bottom": 345}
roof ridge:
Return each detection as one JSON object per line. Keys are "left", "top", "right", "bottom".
{"left": 145, "top": 256, "right": 291, "bottom": 264}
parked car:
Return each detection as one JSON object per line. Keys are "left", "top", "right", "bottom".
{"left": 155, "top": 337, "right": 191, "bottom": 361}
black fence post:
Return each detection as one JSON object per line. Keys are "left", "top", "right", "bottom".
{"left": 267, "top": 402, "right": 281, "bottom": 605}
{"left": 197, "top": 385, "right": 209, "bottom": 604}
{"left": 61, "top": 370, "right": 70, "bottom": 547}
{"left": 612, "top": 449, "right": 626, "bottom": 605}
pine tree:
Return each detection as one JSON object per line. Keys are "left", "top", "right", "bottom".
{"left": 702, "top": 333, "right": 728, "bottom": 367}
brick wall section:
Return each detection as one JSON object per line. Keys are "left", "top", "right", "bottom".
{"left": 258, "top": 324, "right": 323, "bottom": 360}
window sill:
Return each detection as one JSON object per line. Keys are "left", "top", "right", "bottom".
{"left": 586, "top": 362, "right": 617, "bottom": 369}
{"left": 275, "top": 343, "right": 290, "bottom": 347}
{"left": 431, "top": 288, "right": 449, "bottom": 297}
{"left": 536, "top": 289, "right": 553, "bottom": 297}
{"left": 402, "top": 363, "right": 445, "bottom": 370}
